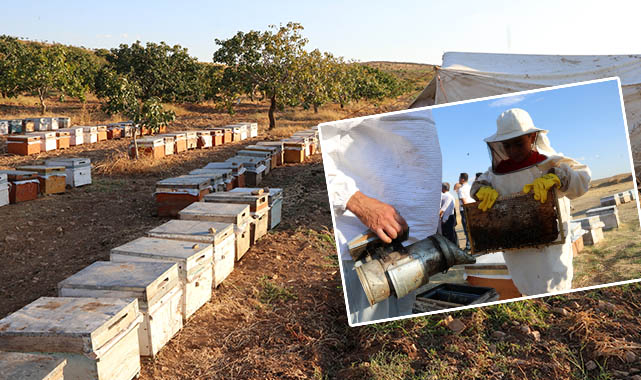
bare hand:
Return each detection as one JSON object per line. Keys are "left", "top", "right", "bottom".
{"left": 346, "top": 191, "right": 409, "bottom": 243}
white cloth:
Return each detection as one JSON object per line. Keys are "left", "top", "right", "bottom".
{"left": 440, "top": 191, "right": 455, "bottom": 222}
{"left": 475, "top": 154, "right": 591, "bottom": 295}
{"left": 457, "top": 182, "right": 474, "bottom": 211}
{"left": 319, "top": 109, "right": 442, "bottom": 261}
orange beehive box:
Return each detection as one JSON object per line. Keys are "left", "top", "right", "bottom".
{"left": 17, "top": 165, "right": 66, "bottom": 195}
{"left": 128, "top": 137, "right": 165, "bottom": 159}
{"left": 96, "top": 125, "right": 108, "bottom": 141}
{"left": 6, "top": 135, "right": 41, "bottom": 156}
{"left": 56, "top": 130, "right": 70, "bottom": 150}
{"left": 0, "top": 170, "right": 40, "bottom": 203}
{"left": 211, "top": 129, "right": 224, "bottom": 146}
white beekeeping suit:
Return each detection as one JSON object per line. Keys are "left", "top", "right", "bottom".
{"left": 319, "top": 109, "right": 442, "bottom": 325}
{"left": 472, "top": 108, "right": 591, "bottom": 296}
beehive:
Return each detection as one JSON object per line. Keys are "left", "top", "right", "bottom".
{"left": 244, "top": 145, "right": 280, "bottom": 168}
{"left": 282, "top": 138, "right": 306, "bottom": 163}
{"left": 31, "top": 131, "right": 57, "bottom": 152}
{"left": 196, "top": 131, "right": 213, "bottom": 149}
{"left": 8, "top": 119, "right": 23, "bottom": 134}
{"left": 292, "top": 131, "right": 318, "bottom": 155}
{"left": 82, "top": 126, "right": 98, "bottom": 144}
{"left": 31, "top": 118, "right": 50, "bottom": 131}
{"left": 164, "top": 133, "right": 187, "bottom": 153}
{"left": 616, "top": 191, "right": 632, "bottom": 203}
{"left": 237, "top": 150, "right": 273, "bottom": 174}
{"left": 204, "top": 162, "right": 246, "bottom": 188}
{"left": 0, "top": 120, "right": 8, "bottom": 135}
{"left": 7, "top": 135, "right": 41, "bottom": 155}
{"left": 57, "top": 117, "right": 71, "bottom": 128}
{"left": 463, "top": 191, "right": 563, "bottom": 254}
{"left": 59, "top": 127, "right": 84, "bottom": 146}
{"left": 148, "top": 220, "right": 236, "bottom": 287}
{"left": 110, "top": 237, "right": 213, "bottom": 320}
{"left": 180, "top": 131, "right": 198, "bottom": 150}
{"left": 0, "top": 173, "right": 9, "bottom": 207}
{"left": 600, "top": 194, "right": 621, "bottom": 207}
{"left": 210, "top": 127, "right": 232, "bottom": 144}
{"left": 188, "top": 168, "right": 233, "bottom": 192}
{"left": 107, "top": 126, "right": 123, "bottom": 140}
{"left": 289, "top": 135, "right": 311, "bottom": 156}
{"left": 229, "top": 124, "right": 248, "bottom": 141}
{"left": 0, "top": 297, "right": 142, "bottom": 380}
{"left": 204, "top": 192, "right": 269, "bottom": 244}
{"left": 55, "top": 130, "right": 70, "bottom": 150}
{"left": 58, "top": 261, "right": 183, "bottom": 358}
{"left": 210, "top": 128, "right": 224, "bottom": 146}
{"left": 129, "top": 137, "right": 165, "bottom": 159}
{"left": 157, "top": 135, "right": 175, "bottom": 156}
{"left": 463, "top": 263, "right": 522, "bottom": 300}
{"left": 0, "top": 351, "right": 66, "bottom": 380}
{"left": 412, "top": 283, "right": 499, "bottom": 312}
{"left": 155, "top": 176, "right": 211, "bottom": 217}
{"left": 0, "top": 170, "right": 40, "bottom": 203}
{"left": 585, "top": 205, "right": 620, "bottom": 230}
{"left": 227, "top": 156, "right": 266, "bottom": 186}
{"left": 244, "top": 122, "right": 258, "bottom": 138}
{"left": 179, "top": 202, "right": 251, "bottom": 260}
{"left": 256, "top": 141, "right": 284, "bottom": 165}
{"left": 16, "top": 165, "right": 66, "bottom": 195}
{"left": 230, "top": 187, "right": 283, "bottom": 229}
{"left": 45, "top": 157, "right": 92, "bottom": 187}
{"left": 96, "top": 126, "right": 108, "bottom": 141}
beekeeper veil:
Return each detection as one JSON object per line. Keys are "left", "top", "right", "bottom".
{"left": 484, "top": 108, "right": 556, "bottom": 172}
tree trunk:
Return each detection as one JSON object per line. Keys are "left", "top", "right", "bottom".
{"left": 38, "top": 91, "right": 46, "bottom": 115}
{"left": 313, "top": 104, "right": 318, "bottom": 113}
{"left": 133, "top": 133, "right": 140, "bottom": 159}
{"left": 268, "top": 94, "right": 276, "bottom": 130}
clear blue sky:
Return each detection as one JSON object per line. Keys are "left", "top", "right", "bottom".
{"left": 3, "top": 1, "right": 641, "bottom": 64}
{"left": 432, "top": 78, "right": 632, "bottom": 186}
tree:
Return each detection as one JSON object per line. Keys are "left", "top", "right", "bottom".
{"left": 98, "top": 70, "right": 175, "bottom": 158}
{"left": 107, "top": 41, "right": 205, "bottom": 103}
{"left": 297, "top": 49, "right": 336, "bottom": 113}
{"left": 213, "top": 22, "right": 308, "bottom": 129}
{"left": 0, "top": 35, "right": 28, "bottom": 98}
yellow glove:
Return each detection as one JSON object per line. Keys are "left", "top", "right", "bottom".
{"left": 476, "top": 186, "right": 499, "bottom": 212}
{"left": 522, "top": 173, "right": 561, "bottom": 203}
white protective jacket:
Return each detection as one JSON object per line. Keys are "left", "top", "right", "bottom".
{"left": 472, "top": 153, "right": 591, "bottom": 295}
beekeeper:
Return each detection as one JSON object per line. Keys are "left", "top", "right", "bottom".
{"left": 320, "top": 109, "right": 441, "bottom": 325}
{"left": 471, "top": 108, "right": 591, "bottom": 296}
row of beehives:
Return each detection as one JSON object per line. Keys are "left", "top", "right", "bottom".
{"left": 600, "top": 189, "right": 638, "bottom": 207}
{"left": 0, "top": 116, "right": 71, "bottom": 135}
{"left": 568, "top": 198, "right": 630, "bottom": 254}
{"left": 0, "top": 158, "right": 91, "bottom": 208}
{"left": 153, "top": 126, "right": 320, "bottom": 217}
{"left": 130, "top": 122, "right": 259, "bottom": 159}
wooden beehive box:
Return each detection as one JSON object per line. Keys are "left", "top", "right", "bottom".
{"left": 227, "top": 156, "right": 266, "bottom": 186}
{"left": 110, "top": 237, "right": 213, "bottom": 320}
{"left": 8, "top": 119, "right": 23, "bottom": 134}
{"left": 237, "top": 150, "right": 273, "bottom": 172}
{"left": 7, "top": 135, "right": 41, "bottom": 156}
{"left": 231, "top": 187, "right": 283, "bottom": 229}
{"left": 289, "top": 135, "right": 311, "bottom": 156}
{"left": 0, "top": 120, "right": 8, "bottom": 135}
{"left": 282, "top": 138, "right": 306, "bottom": 163}
{"left": 57, "top": 117, "right": 71, "bottom": 128}
{"left": 31, "top": 131, "right": 57, "bottom": 152}
{"left": 600, "top": 194, "right": 621, "bottom": 207}
{"left": 211, "top": 127, "right": 232, "bottom": 144}
{"left": 155, "top": 135, "right": 175, "bottom": 156}
{"left": 204, "top": 191, "right": 269, "bottom": 213}
{"left": 462, "top": 191, "right": 564, "bottom": 254}
{"left": 164, "top": 133, "right": 187, "bottom": 153}
{"left": 0, "top": 297, "right": 142, "bottom": 380}
{"left": 178, "top": 131, "right": 198, "bottom": 150}
{"left": 244, "top": 145, "right": 280, "bottom": 168}
{"left": 229, "top": 124, "right": 248, "bottom": 141}
{"left": 244, "top": 122, "right": 258, "bottom": 138}
{"left": 45, "top": 157, "right": 92, "bottom": 187}
{"left": 129, "top": 137, "right": 165, "bottom": 159}
{"left": 196, "top": 130, "right": 213, "bottom": 149}
{"left": 256, "top": 141, "right": 284, "bottom": 165}
{"left": 16, "top": 165, "right": 66, "bottom": 195}
{"left": 59, "top": 127, "right": 84, "bottom": 146}
{"left": 55, "top": 130, "right": 70, "bottom": 150}
{"left": 0, "top": 173, "right": 9, "bottom": 207}
{"left": 204, "top": 162, "right": 246, "bottom": 188}
{"left": 210, "top": 128, "right": 224, "bottom": 146}
{"left": 0, "top": 170, "right": 40, "bottom": 203}
{"left": 179, "top": 202, "right": 251, "bottom": 260}
{"left": 155, "top": 176, "right": 211, "bottom": 217}
{"left": 58, "top": 261, "right": 183, "bottom": 358}
{"left": 586, "top": 205, "right": 620, "bottom": 230}
{"left": 0, "top": 351, "right": 67, "bottom": 380}
{"left": 148, "top": 220, "right": 236, "bottom": 287}
{"left": 107, "top": 126, "right": 123, "bottom": 140}
{"left": 413, "top": 283, "right": 499, "bottom": 313}
{"left": 31, "top": 118, "right": 49, "bottom": 131}
{"left": 188, "top": 168, "right": 232, "bottom": 192}
{"left": 82, "top": 126, "right": 98, "bottom": 144}
{"left": 96, "top": 126, "right": 107, "bottom": 141}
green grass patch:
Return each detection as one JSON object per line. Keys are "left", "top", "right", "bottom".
{"left": 89, "top": 178, "right": 128, "bottom": 194}
{"left": 360, "top": 350, "right": 415, "bottom": 380}
{"left": 257, "top": 275, "right": 297, "bottom": 305}
{"left": 484, "top": 300, "right": 550, "bottom": 330}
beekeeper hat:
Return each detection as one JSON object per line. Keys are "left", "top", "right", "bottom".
{"left": 484, "top": 108, "right": 547, "bottom": 143}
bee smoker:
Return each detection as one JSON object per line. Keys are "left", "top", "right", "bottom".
{"left": 350, "top": 232, "right": 476, "bottom": 306}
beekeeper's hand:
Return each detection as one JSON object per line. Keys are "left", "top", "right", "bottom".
{"left": 523, "top": 173, "right": 561, "bottom": 203}
{"left": 476, "top": 186, "right": 499, "bottom": 212}
{"left": 346, "top": 191, "right": 409, "bottom": 244}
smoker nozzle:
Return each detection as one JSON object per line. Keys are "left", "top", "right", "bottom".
{"left": 354, "top": 234, "right": 476, "bottom": 306}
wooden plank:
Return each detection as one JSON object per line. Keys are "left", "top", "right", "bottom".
{"left": 0, "top": 352, "right": 66, "bottom": 380}
{"left": 179, "top": 202, "right": 250, "bottom": 226}
{"left": 148, "top": 219, "right": 234, "bottom": 245}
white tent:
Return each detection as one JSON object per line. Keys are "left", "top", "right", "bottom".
{"left": 410, "top": 52, "right": 641, "bottom": 177}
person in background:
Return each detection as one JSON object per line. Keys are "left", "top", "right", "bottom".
{"left": 456, "top": 172, "right": 475, "bottom": 250}
{"left": 440, "top": 182, "right": 457, "bottom": 245}
{"left": 471, "top": 108, "right": 590, "bottom": 295}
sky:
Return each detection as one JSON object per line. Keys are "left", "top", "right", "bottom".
{"left": 432, "top": 78, "right": 633, "bottom": 185}
{"left": 3, "top": 1, "right": 641, "bottom": 64}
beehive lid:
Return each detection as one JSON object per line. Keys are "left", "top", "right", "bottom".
{"left": 0, "top": 297, "right": 139, "bottom": 355}
{"left": 148, "top": 219, "right": 234, "bottom": 245}
{"left": 204, "top": 162, "right": 244, "bottom": 170}
{"left": 81, "top": 126, "right": 97, "bottom": 132}
{"left": 0, "top": 173, "right": 7, "bottom": 184}
{"left": 204, "top": 192, "right": 268, "bottom": 205}
{"left": 55, "top": 130, "right": 70, "bottom": 136}
{"left": 156, "top": 176, "right": 210, "bottom": 190}
{"left": 237, "top": 150, "right": 271, "bottom": 158}
{"left": 230, "top": 187, "right": 283, "bottom": 202}
{"left": 45, "top": 157, "right": 91, "bottom": 168}
{"left": 196, "top": 130, "right": 211, "bottom": 136}
{"left": 31, "top": 132, "right": 56, "bottom": 138}
{"left": 135, "top": 136, "right": 164, "bottom": 145}
{"left": 110, "top": 237, "right": 213, "bottom": 277}
{"left": 16, "top": 165, "right": 65, "bottom": 174}
{"left": 256, "top": 141, "right": 284, "bottom": 149}
{"left": 189, "top": 168, "right": 232, "bottom": 179}
{"left": 58, "top": 127, "right": 83, "bottom": 133}
{"left": 7, "top": 135, "right": 40, "bottom": 142}
{"left": 244, "top": 145, "right": 278, "bottom": 153}
{"left": 179, "top": 201, "right": 249, "bottom": 221}
{"left": 58, "top": 261, "right": 179, "bottom": 306}
{"left": 177, "top": 130, "right": 197, "bottom": 138}
{"left": 0, "top": 170, "right": 39, "bottom": 181}
{"left": 164, "top": 132, "right": 186, "bottom": 139}
{"left": 96, "top": 125, "right": 107, "bottom": 131}
{"left": 0, "top": 351, "right": 66, "bottom": 380}
{"left": 586, "top": 205, "right": 618, "bottom": 215}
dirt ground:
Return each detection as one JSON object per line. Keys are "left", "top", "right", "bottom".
{"left": 2, "top": 98, "right": 641, "bottom": 379}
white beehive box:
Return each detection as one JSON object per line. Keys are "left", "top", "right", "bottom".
{"left": 32, "top": 131, "right": 57, "bottom": 152}
{"left": 0, "top": 297, "right": 142, "bottom": 380}
{"left": 229, "top": 124, "right": 248, "bottom": 140}
{"left": 58, "top": 127, "right": 84, "bottom": 146}
{"left": 237, "top": 150, "right": 273, "bottom": 173}
{"left": 0, "top": 120, "right": 8, "bottom": 135}
{"left": 148, "top": 220, "right": 236, "bottom": 287}
{"left": 188, "top": 168, "right": 232, "bottom": 192}
{"left": 227, "top": 156, "right": 266, "bottom": 186}
{"left": 58, "top": 261, "right": 183, "bottom": 358}
{"left": 196, "top": 130, "right": 213, "bottom": 149}
{"left": 586, "top": 205, "right": 620, "bottom": 230}
{"left": 245, "top": 122, "right": 258, "bottom": 138}
{"left": 32, "top": 118, "right": 50, "bottom": 131}
{"left": 230, "top": 187, "right": 283, "bottom": 229}
{"left": 204, "top": 193, "right": 269, "bottom": 244}
{"left": 45, "top": 157, "right": 91, "bottom": 187}
{"left": 157, "top": 135, "right": 175, "bottom": 156}
{"left": 178, "top": 131, "right": 198, "bottom": 150}
{"left": 110, "top": 237, "right": 213, "bottom": 320}
{"left": 82, "top": 126, "right": 98, "bottom": 144}
{"left": 0, "top": 173, "right": 8, "bottom": 208}
{"left": 57, "top": 117, "right": 71, "bottom": 129}
{"left": 0, "top": 351, "right": 66, "bottom": 380}
{"left": 179, "top": 202, "right": 251, "bottom": 260}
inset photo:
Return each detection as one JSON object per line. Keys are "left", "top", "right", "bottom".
{"left": 319, "top": 77, "right": 641, "bottom": 327}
